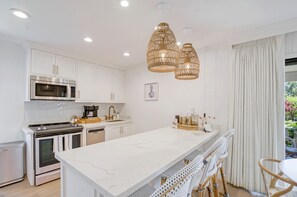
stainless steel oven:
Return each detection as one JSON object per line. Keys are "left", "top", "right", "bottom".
{"left": 30, "top": 122, "right": 83, "bottom": 185}
{"left": 30, "top": 75, "right": 76, "bottom": 101}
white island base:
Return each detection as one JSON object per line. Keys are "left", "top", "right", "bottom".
{"left": 56, "top": 127, "right": 218, "bottom": 197}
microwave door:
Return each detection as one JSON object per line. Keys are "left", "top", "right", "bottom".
{"left": 35, "top": 136, "right": 60, "bottom": 175}
{"left": 31, "top": 81, "right": 69, "bottom": 100}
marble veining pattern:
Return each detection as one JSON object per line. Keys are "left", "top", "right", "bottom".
{"left": 56, "top": 127, "right": 218, "bottom": 197}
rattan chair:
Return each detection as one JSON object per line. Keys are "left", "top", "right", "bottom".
{"left": 258, "top": 158, "right": 297, "bottom": 197}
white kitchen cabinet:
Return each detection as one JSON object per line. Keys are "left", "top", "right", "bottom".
{"left": 76, "top": 61, "right": 95, "bottom": 102}
{"left": 112, "top": 70, "right": 125, "bottom": 103}
{"left": 31, "top": 49, "right": 76, "bottom": 80}
{"left": 94, "top": 67, "right": 125, "bottom": 103}
{"left": 95, "top": 66, "right": 113, "bottom": 102}
{"left": 55, "top": 55, "right": 76, "bottom": 79}
{"left": 105, "top": 126, "right": 121, "bottom": 141}
{"left": 31, "top": 49, "right": 56, "bottom": 77}
{"left": 105, "top": 123, "right": 133, "bottom": 141}
{"left": 121, "top": 124, "right": 133, "bottom": 137}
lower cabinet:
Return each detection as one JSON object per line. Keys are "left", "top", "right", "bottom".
{"left": 105, "top": 124, "right": 133, "bottom": 141}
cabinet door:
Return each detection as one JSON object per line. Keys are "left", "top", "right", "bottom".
{"left": 112, "top": 70, "right": 125, "bottom": 103}
{"left": 76, "top": 61, "right": 95, "bottom": 102}
{"left": 31, "top": 49, "right": 55, "bottom": 76}
{"left": 55, "top": 55, "right": 76, "bottom": 79}
{"left": 95, "top": 66, "right": 113, "bottom": 102}
{"left": 105, "top": 126, "right": 121, "bottom": 141}
{"left": 121, "top": 124, "right": 133, "bottom": 137}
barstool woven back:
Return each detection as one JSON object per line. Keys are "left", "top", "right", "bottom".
{"left": 150, "top": 155, "right": 204, "bottom": 197}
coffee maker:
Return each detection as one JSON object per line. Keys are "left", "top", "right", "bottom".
{"left": 83, "top": 105, "right": 99, "bottom": 118}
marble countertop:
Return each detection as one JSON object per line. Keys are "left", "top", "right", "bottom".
{"left": 81, "top": 119, "right": 132, "bottom": 129}
{"left": 55, "top": 127, "right": 218, "bottom": 197}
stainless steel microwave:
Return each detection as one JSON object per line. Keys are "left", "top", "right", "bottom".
{"left": 30, "top": 75, "right": 76, "bottom": 101}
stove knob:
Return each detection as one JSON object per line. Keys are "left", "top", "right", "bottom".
{"left": 37, "top": 127, "right": 41, "bottom": 131}
{"left": 42, "top": 126, "right": 47, "bottom": 130}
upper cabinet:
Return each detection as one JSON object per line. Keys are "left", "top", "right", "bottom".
{"left": 31, "top": 49, "right": 56, "bottom": 76}
{"left": 76, "top": 61, "right": 95, "bottom": 102}
{"left": 94, "top": 66, "right": 125, "bottom": 103}
{"left": 55, "top": 55, "right": 76, "bottom": 80}
{"left": 31, "top": 49, "right": 76, "bottom": 80}
{"left": 28, "top": 47, "right": 125, "bottom": 103}
{"left": 95, "top": 66, "right": 113, "bottom": 103}
{"left": 112, "top": 70, "right": 125, "bottom": 103}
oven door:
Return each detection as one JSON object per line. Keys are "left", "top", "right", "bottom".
{"left": 68, "top": 132, "right": 83, "bottom": 150}
{"left": 35, "top": 136, "right": 60, "bottom": 175}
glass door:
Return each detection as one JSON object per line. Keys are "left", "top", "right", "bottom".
{"left": 35, "top": 136, "right": 60, "bottom": 174}
{"left": 68, "top": 133, "right": 82, "bottom": 149}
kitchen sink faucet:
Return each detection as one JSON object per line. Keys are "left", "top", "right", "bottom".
{"left": 108, "top": 106, "right": 116, "bottom": 120}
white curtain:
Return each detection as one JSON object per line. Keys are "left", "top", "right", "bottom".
{"left": 226, "top": 36, "right": 285, "bottom": 192}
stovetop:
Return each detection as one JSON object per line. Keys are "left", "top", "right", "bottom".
{"left": 29, "top": 122, "right": 83, "bottom": 137}
{"left": 29, "top": 122, "right": 80, "bottom": 132}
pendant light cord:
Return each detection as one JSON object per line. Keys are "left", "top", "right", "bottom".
{"left": 162, "top": 6, "right": 165, "bottom": 22}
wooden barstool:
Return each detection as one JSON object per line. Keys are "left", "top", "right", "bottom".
{"left": 193, "top": 137, "right": 228, "bottom": 197}
{"left": 129, "top": 155, "right": 204, "bottom": 197}
{"left": 211, "top": 129, "right": 235, "bottom": 197}
{"left": 258, "top": 158, "right": 297, "bottom": 197}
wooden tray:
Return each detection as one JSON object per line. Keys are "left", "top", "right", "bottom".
{"left": 177, "top": 123, "right": 199, "bottom": 131}
{"left": 77, "top": 117, "right": 101, "bottom": 124}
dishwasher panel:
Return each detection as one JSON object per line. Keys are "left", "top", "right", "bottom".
{"left": 86, "top": 127, "right": 105, "bottom": 145}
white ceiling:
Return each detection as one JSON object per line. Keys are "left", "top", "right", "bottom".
{"left": 1, "top": 0, "right": 297, "bottom": 68}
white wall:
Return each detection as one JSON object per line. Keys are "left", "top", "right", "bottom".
{"left": 122, "top": 46, "right": 231, "bottom": 133}
{"left": 0, "top": 39, "right": 26, "bottom": 143}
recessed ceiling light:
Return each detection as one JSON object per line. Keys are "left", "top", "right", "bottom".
{"left": 120, "top": 0, "right": 129, "bottom": 7}
{"left": 10, "top": 8, "right": 30, "bottom": 19}
{"left": 84, "top": 37, "right": 93, "bottom": 43}
{"left": 123, "top": 52, "right": 130, "bottom": 57}
{"left": 177, "top": 42, "right": 181, "bottom": 46}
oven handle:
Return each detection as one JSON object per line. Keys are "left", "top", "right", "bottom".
{"left": 57, "top": 135, "right": 64, "bottom": 152}
{"left": 64, "top": 135, "right": 69, "bottom": 151}
{"left": 53, "top": 136, "right": 59, "bottom": 153}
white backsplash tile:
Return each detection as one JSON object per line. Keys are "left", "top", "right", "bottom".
{"left": 24, "top": 101, "right": 124, "bottom": 124}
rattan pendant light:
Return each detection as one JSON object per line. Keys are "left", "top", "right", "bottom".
{"left": 147, "top": 22, "right": 179, "bottom": 72}
{"left": 175, "top": 43, "right": 200, "bottom": 80}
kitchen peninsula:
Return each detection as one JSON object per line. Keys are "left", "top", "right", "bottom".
{"left": 55, "top": 127, "right": 218, "bottom": 197}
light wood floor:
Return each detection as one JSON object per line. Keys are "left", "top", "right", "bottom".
{"left": 0, "top": 177, "right": 256, "bottom": 197}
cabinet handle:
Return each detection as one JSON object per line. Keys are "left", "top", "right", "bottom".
{"left": 112, "top": 93, "right": 115, "bottom": 101}
{"left": 78, "top": 90, "right": 80, "bottom": 98}
{"left": 110, "top": 93, "right": 113, "bottom": 101}
{"left": 53, "top": 65, "right": 56, "bottom": 74}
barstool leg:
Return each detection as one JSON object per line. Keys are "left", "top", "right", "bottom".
{"left": 207, "top": 181, "right": 215, "bottom": 197}
{"left": 212, "top": 173, "right": 219, "bottom": 197}
{"left": 220, "top": 167, "right": 230, "bottom": 197}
